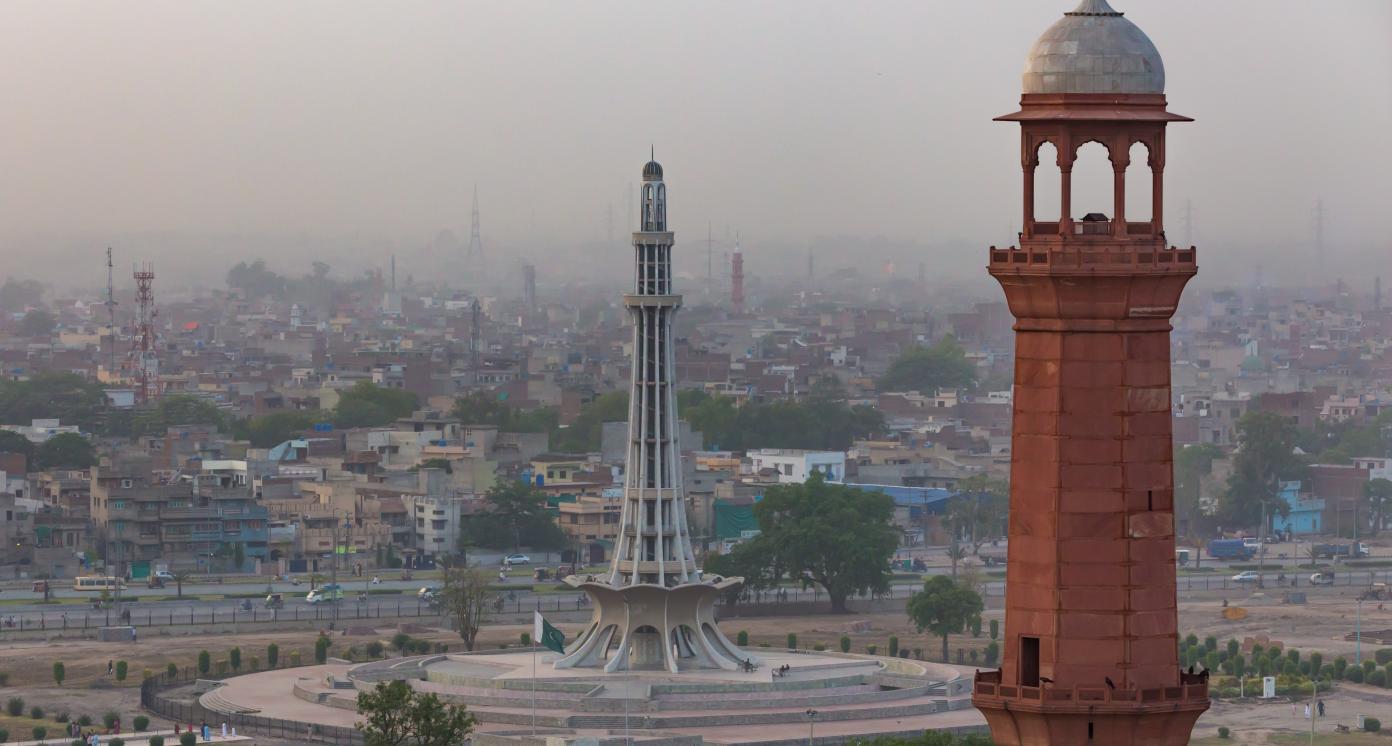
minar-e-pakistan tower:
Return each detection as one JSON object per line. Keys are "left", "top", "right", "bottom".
{"left": 559, "top": 157, "right": 748, "bottom": 673}
{"left": 972, "top": 1, "right": 1209, "bottom": 744}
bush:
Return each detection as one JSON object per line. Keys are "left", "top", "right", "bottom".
{"left": 1309, "top": 652, "right": 1323, "bottom": 679}
{"left": 898, "top": 650, "right": 910, "bottom": 658}
{"left": 167, "top": 661, "right": 178, "bottom": 679}
{"left": 866, "top": 644, "right": 878, "bottom": 655}
{"left": 71, "top": 740, "right": 85, "bottom": 746}
{"left": 913, "top": 647, "right": 923, "bottom": 660}
{"left": 1204, "top": 636, "right": 1217, "bottom": 651}
{"left": 1376, "top": 648, "right": 1392, "bottom": 666}
{"left": 315, "top": 635, "right": 333, "bottom": 664}
{"left": 1367, "top": 669, "right": 1386, "bottom": 687}
{"left": 989, "top": 619, "right": 999, "bottom": 640}
{"left": 366, "top": 641, "right": 385, "bottom": 658}
{"left": 52, "top": 661, "right": 65, "bottom": 686}
{"left": 1347, "top": 666, "right": 1365, "bottom": 683}
{"left": 1217, "top": 726, "right": 1230, "bottom": 739}
{"left": 5, "top": 698, "right": 21, "bottom": 717}
{"left": 103, "top": 711, "right": 119, "bottom": 729}
{"left": 29, "top": 707, "right": 43, "bottom": 719}
{"left": 970, "top": 617, "right": 982, "bottom": 638}
{"left": 248, "top": 656, "right": 260, "bottom": 671}
{"left": 134, "top": 715, "right": 149, "bottom": 731}
{"left": 1364, "top": 659, "right": 1378, "bottom": 675}
{"left": 150, "top": 737, "right": 165, "bottom": 746}
{"left": 737, "top": 630, "right": 748, "bottom": 646}
{"left": 78, "top": 715, "right": 92, "bottom": 726}
{"left": 1287, "top": 648, "right": 1300, "bottom": 665}
{"left": 1216, "top": 686, "right": 1240, "bottom": 698}
{"left": 0, "top": 728, "right": 7, "bottom": 744}
{"left": 114, "top": 660, "right": 128, "bottom": 681}
{"left": 1334, "top": 656, "right": 1348, "bottom": 678}
{"left": 1226, "top": 639, "right": 1239, "bottom": 657}
{"left": 181, "top": 732, "right": 198, "bottom": 746}
{"left": 230, "top": 647, "right": 242, "bottom": 671}
{"left": 813, "top": 643, "right": 826, "bottom": 652}
{"left": 267, "top": 643, "right": 280, "bottom": 667}
{"left": 110, "top": 740, "right": 125, "bottom": 746}
{"left": 197, "top": 650, "right": 211, "bottom": 674}
{"left": 55, "top": 712, "right": 69, "bottom": 723}
{"left": 31, "top": 727, "right": 46, "bottom": 742}
{"left": 787, "top": 633, "right": 797, "bottom": 649}
{"left": 985, "top": 641, "right": 1000, "bottom": 665}
{"left": 411, "top": 639, "right": 432, "bottom": 654}
{"left": 1366, "top": 717, "right": 1382, "bottom": 732}
{"left": 889, "top": 636, "right": 899, "bottom": 657}
{"left": 392, "top": 633, "right": 412, "bottom": 654}
{"left": 969, "top": 649, "right": 978, "bottom": 663}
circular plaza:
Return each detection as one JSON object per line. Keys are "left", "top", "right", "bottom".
{"left": 195, "top": 645, "right": 987, "bottom": 744}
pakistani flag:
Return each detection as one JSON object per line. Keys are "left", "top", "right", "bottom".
{"left": 534, "top": 611, "right": 566, "bottom": 654}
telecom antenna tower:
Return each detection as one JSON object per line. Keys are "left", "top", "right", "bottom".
{"left": 467, "top": 186, "right": 485, "bottom": 282}
{"left": 130, "top": 264, "right": 158, "bottom": 404}
{"left": 105, "top": 248, "right": 118, "bottom": 376}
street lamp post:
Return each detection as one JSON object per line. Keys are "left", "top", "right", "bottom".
{"left": 806, "top": 708, "right": 817, "bottom": 745}
{"left": 1357, "top": 598, "right": 1364, "bottom": 665}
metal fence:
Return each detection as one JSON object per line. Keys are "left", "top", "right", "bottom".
{"left": 141, "top": 667, "right": 366, "bottom": 746}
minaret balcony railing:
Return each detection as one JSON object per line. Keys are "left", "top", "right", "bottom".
{"left": 973, "top": 670, "right": 1208, "bottom": 707}
{"left": 989, "top": 245, "right": 1195, "bottom": 270}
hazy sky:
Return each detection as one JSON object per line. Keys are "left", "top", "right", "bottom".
{"left": 1, "top": 1, "right": 1389, "bottom": 291}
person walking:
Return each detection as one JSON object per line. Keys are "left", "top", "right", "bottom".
{"left": 1318, "top": 699, "right": 1326, "bottom": 717}
{"left": 1304, "top": 703, "right": 1311, "bottom": 719}
{"left": 106, "top": 660, "right": 113, "bottom": 675}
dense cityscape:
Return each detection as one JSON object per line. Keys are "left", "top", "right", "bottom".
{"left": 0, "top": 1, "right": 1389, "bottom": 745}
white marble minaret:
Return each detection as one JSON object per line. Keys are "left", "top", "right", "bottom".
{"left": 558, "top": 157, "right": 748, "bottom": 673}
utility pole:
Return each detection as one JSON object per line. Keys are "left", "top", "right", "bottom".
{"left": 105, "top": 247, "right": 118, "bottom": 376}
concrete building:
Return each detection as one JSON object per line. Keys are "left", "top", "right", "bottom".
{"left": 748, "top": 449, "right": 846, "bottom": 483}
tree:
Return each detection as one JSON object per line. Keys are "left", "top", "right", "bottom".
{"left": 131, "top": 395, "right": 226, "bottom": 437}
{"left": 236, "top": 410, "right": 321, "bottom": 448}
{"left": 906, "top": 575, "right": 984, "bottom": 662}
{"left": 468, "top": 479, "right": 565, "bottom": 552}
{"left": 550, "top": 391, "right": 629, "bottom": 452}
{"left": 18, "top": 310, "right": 55, "bottom": 338}
{"left": 948, "top": 475, "right": 1007, "bottom": 553}
{"left": 226, "top": 260, "right": 287, "bottom": 299}
{"left": 0, "top": 278, "right": 45, "bottom": 312}
{"left": 34, "top": 433, "right": 95, "bottom": 470}
{"left": 1367, "top": 479, "right": 1392, "bottom": 536}
{"left": 0, "top": 374, "right": 106, "bottom": 433}
{"left": 879, "top": 337, "right": 977, "bottom": 394}
{"left": 51, "top": 662, "right": 64, "bottom": 686}
{"left": 172, "top": 569, "right": 191, "bottom": 599}
{"left": 356, "top": 680, "right": 475, "bottom": 746}
{"left": 732, "top": 473, "right": 898, "bottom": 612}
{"left": 0, "top": 430, "right": 35, "bottom": 463}
{"left": 437, "top": 566, "right": 495, "bottom": 651}
{"left": 1219, "top": 412, "right": 1305, "bottom": 531}
{"left": 333, "top": 382, "right": 418, "bottom": 428}
{"left": 944, "top": 544, "right": 968, "bottom": 577}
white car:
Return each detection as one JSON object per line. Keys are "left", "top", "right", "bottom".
{"left": 417, "top": 586, "right": 440, "bottom": 601}
{"left": 153, "top": 570, "right": 176, "bottom": 581}
{"left": 1310, "top": 573, "right": 1335, "bottom": 586}
{"left": 503, "top": 554, "right": 531, "bottom": 566}
{"left": 1232, "top": 571, "right": 1261, "bottom": 584}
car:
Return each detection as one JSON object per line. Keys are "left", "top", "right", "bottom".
{"left": 306, "top": 584, "right": 343, "bottom": 605}
{"left": 1309, "top": 573, "right": 1335, "bottom": 586}
{"left": 417, "top": 585, "right": 440, "bottom": 601}
{"left": 153, "top": 570, "right": 176, "bottom": 581}
{"left": 503, "top": 554, "right": 531, "bottom": 566}
{"left": 1232, "top": 571, "right": 1261, "bottom": 584}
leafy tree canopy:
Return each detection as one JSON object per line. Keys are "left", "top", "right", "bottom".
{"left": 1218, "top": 411, "right": 1307, "bottom": 530}
{"left": 878, "top": 337, "right": 976, "bottom": 394}
{"left": 907, "top": 575, "right": 984, "bottom": 661}
{"left": 0, "top": 373, "right": 106, "bottom": 432}
{"left": 0, "top": 430, "right": 35, "bottom": 461}
{"left": 34, "top": 433, "right": 96, "bottom": 470}
{"left": 681, "top": 388, "right": 883, "bottom": 452}
{"left": 226, "top": 260, "right": 287, "bottom": 300}
{"left": 356, "top": 679, "right": 475, "bottom": 746}
{"left": 131, "top": 395, "right": 226, "bottom": 437}
{"left": 0, "top": 278, "right": 45, "bottom": 312}
{"left": 18, "top": 310, "right": 56, "bottom": 338}
{"left": 235, "top": 410, "right": 323, "bottom": 448}
{"left": 450, "top": 391, "right": 556, "bottom": 434}
{"left": 551, "top": 391, "right": 629, "bottom": 453}
{"left": 466, "top": 478, "right": 565, "bottom": 552}
{"left": 333, "top": 381, "right": 418, "bottom": 429}
{"left": 720, "top": 473, "right": 898, "bottom": 612}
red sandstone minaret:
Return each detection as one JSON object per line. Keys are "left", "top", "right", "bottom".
{"left": 730, "top": 240, "right": 745, "bottom": 314}
{"left": 971, "top": 1, "right": 1209, "bottom": 744}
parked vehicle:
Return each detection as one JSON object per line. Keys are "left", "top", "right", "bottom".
{"left": 73, "top": 576, "right": 127, "bottom": 592}
{"left": 1242, "top": 537, "right": 1261, "bottom": 551}
{"left": 1309, "top": 572, "right": 1335, "bottom": 586}
{"left": 1232, "top": 571, "right": 1261, "bottom": 584}
{"left": 1311, "top": 543, "right": 1369, "bottom": 560}
{"left": 1207, "top": 539, "right": 1256, "bottom": 560}
{"left": 503, "top": 554, "right": 532, "bottom": 566}
{"left": 153, "top": 569, "right": 176, "bottom": 582}
{"left": 265, "top": 593, "right": 285, "bottom": 609}
{"left": 1175, "top": 549, "right": 1191, "bottom": 567}
{"left": 417, "top": 586, "right": 440, "bottom": 602}
{"left": 1362, "top": 583, "right": 1389, "bottom": 601}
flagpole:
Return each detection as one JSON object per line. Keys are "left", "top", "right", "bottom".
{"left": 531, "top": 630, "right": 538, "bottom": 734}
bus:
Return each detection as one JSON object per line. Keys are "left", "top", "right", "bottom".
{"left": 73, "top": 576, "right": 126, "bottom": 592}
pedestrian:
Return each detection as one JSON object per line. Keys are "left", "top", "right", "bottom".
{"left": 1304, "top": 703, "right": 1311, "bottom": 719}
{"left": 132, "top": 627, "right": 137, "bottom": 643}
{"left": 107, "top": 659, "right": 113, "bottom": 675}
{"left": 1291, "top": 702, "right": 1297, "bottom": 717}
{"left": 1318, "top": 699, "right": 1326, "bottom": 717}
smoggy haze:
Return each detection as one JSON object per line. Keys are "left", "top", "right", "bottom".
{"left": 0, "top": 1, "right": 1388, "bottom": 290}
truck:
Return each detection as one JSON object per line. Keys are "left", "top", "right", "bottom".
{"left": 1207, "top": 538, "right": 1256, "bottom": 560}
{"left": 1311, "top": 542, "right": 1369, "bottom": 560}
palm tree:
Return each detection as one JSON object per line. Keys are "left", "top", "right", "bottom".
{"left": 945, "top": 544, "right": 969, "bottom": 577}
{"left": 171, "top": 569, "right": 191, "bottom": 599}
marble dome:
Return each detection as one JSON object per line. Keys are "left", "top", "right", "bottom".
{"left": 1022, "top": 0, "right": 1165, "bottom": 95}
